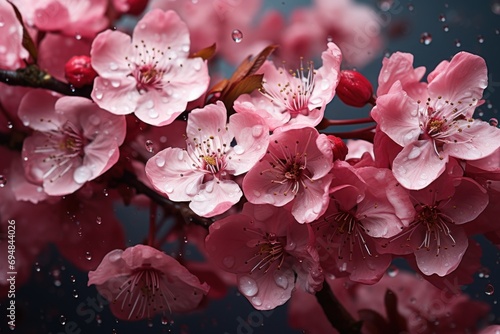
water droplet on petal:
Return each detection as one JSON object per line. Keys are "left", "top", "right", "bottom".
{"left": 408, "top": 146, "right": 421, "bottom": 159}
{"left": 485, "top": 283, "right": 495, "bottom": 295}
{"left": 111, "top": 80, "right": 120, "bottom": 88}
{"left": 231, "top": 29, "right": 243, "bottom": 43}
{"left": 164, "top": 184, "right": 174, "bottom": 193}
{"left": 148, "top": 109, "right": 159, "bottom": 119}
{"left": 73, "top": 166, "right": 92, "bottom": 184}
{"left": 145, "top": 140, "right": 154, "bottom": 153}
{"left": 0, "top": 175, "right": 6, "bottom": 187}
{"left": 75, "top": 34, "right": 82, "bottom": 40}
{"left": 420, "top": 32, "right": 432, "bottom": 45}
{"left": 223, "top": 256, "right": 235, "bottom": 268}
{"left": 155, "top": 156, "right": 166, "bottom": 167}
{"left": 95, "top": 92, "right": 103, "bottom": 100}
{"left": 320, "top": 79, "right": 330, "bottom": 90}
{"left": 251, "top": 296, "right": 263, "bottom": 306}
{"left": 252, "top": 125, "right": 264, "bottom": 137}
{"left": 233, "top": 145, "right": 245, "bottom": 155}
{"left": 177, "top": 150, "right": 184, "bottom": 161}
{"left": 109, "top": 62, "right": 118, "bottom": 71}
{"left": 239, "top": 276, "right": 258, "bottom": 297}
{"left": 274, "top": 274, "right": 289, "bottom": 290}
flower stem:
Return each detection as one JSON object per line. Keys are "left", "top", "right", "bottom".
{"left": 316, "top": 281, "right": 363, "bottom": 334}
{"left": 320, "top": 116, "right": 375, "bottom": 127}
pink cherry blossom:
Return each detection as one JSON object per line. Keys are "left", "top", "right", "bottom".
{"left": 90, "top": 9, "right": 209, "bottom": 126}
{"left": 205, "top": 203, "right": 323, "bottom": 310}
{"left": 383, "top": 171, "right": 488, "bottom": 277}
{"left": 243, "top": 126, "right": 333, "bottom": 223}
{"left": 145, "top": 101, "right": 269, "bottom": 217}
{"left": 88, "top": 244, "right": 209, "bottom": 320}
{"left": 19, "top": 91, "right": 126, "bottom": 196}
{"left": 289, "top": 272, "right": 490, "bottom": 334}
{"left": 234, "top": 42, "right": 342, "bottom": 130}
{"left": 0, "top": 0, "right": 29, "bottom": 70}
{"left": 11, "top": 0, "right": 108, "bottom": 38}
{"left": 372, "top": 51, "right": 500, "bottom": 190}
{"left": 313, "top": 161, "right": 414, "bottom": 284}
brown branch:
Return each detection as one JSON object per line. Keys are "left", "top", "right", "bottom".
{"left": 316, "top": 282, "right": 363, "bottom": 334}
{"left": 0, "top": 65, "right": 92, "bottom": 98}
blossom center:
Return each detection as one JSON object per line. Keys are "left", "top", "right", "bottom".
{"left": 34, "top": 121, "right": 85, "bottom": 182}
{"left": 260, "top": 60, "right": 316, "bottom": 117}
{"left": 415, "top": 205, "right": 456, "bottom": 254}
{"left": 127, "top": 40, "right": 168, "bottom": 93}
{"left": 115, "top": 267, "right": 174, "bottom": 319}
{"left": 244, "top": 229, "right": 286, "bottom": 273}
{"left": 262, "top": 137, "right": 314, "bottom": 196}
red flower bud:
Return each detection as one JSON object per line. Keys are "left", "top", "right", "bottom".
{"left": 336, "top": 70, "right": 374, "bottom": 107}
{"left": 326, "top": 135, "right": 348, "bottom": 161}
{"left": 64, "top": 55, "right": 98, "bottom": 88}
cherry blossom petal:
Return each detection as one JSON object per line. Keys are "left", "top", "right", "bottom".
{"left": 427, "top": 52, "right": 488, "bottom": 103}
{"left": 371, "top": 81, "right": 421, "bottom": 147}
{"left": 90, "top": 30, "right": 132, "bottom": 77}
{"left": 414, "top": 224, "right": 468, "bottom": 277}
{"left": 445, "top": 119, "right": 500, "bottom": 160}
{"left": 393, "top": 140, "right": 448, "bottom": 190}
{"left": 132, "top": 9, "right": 190, "bottom": 58}
{"left": 226, "top": 112, "right": 269, "bottom": 175}
{"left": 190, "top": 180, "right": 242, "bottom": 217}
{"left": 145, "top": 148, "right": 203, "bottom": 201}
{"left": 440, "top": 177, "right": 488, "bottom": 225}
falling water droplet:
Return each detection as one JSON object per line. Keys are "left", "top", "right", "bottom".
{"left": 492, "top": 1, "right": 500, "bottom": 14}
{"left": 438, "top": 14, "right": 446, "bottom": 22}
{"left": 489, "top": 118, "right": 499, "bottom": 127}
{"left": 75, "top": 34, "right": 82, "bottom": 40}
{"left": 443, "top": 25, "right": 449, "bottom": 32}
{"left": 231, "top": 29, "right": 243, "bottom": 43}
{"left": 477, "top": 35, "right": 485, "bottom": 43}
{"left": 407, "top": 3, "right": 414, "bottom": 11}
{"left": 0, "top": 175, "right": 7, "bottom": 187}
{"left": 145, "top": 140, "right": 154, "bottom": 153}
{"left": 485, "top": 283, "right": 495, "bottom": 295}
{"left": 60, "top": 315, "right": 67, "bottom": 325}
{"left": 72, "top": 289, "right": 79, "bottom": 298}
{"left": 161, "top": 316, "right": 169, "bottom": 325}
{"left": 7, "top": 121, "right": 13, "bottom": 129}
{"left": 478, "top": 267, "right": 491, "bottom": 278}
{"left": 387, "top": 265, "right": 399, "bottom": 277}
{"left": 85, "top": 251, "right": 92, "bottom": 261}
{"left": 96, "top": 314, "right": 102, "bottom": 325}
{"left": 454, "top": 39, "right": 462, "bottom": 47}
{"left": 420, "top": 32, "right": 432, "bottom": 45}
{"left": 96, "top": 216, "right": 102, "bottom": 225}
{"left": 70, "top": 275, "right": 76, "bottom": 283}
{"left": 378, "top": 0, "right": 394, "bottom": 11}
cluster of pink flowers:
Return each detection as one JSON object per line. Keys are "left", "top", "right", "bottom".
{"left": 1, "top": 0, "right": 499, "bottom": 332}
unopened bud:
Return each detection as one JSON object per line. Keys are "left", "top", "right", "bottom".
{"left": 327, "top": 135, "right": 348, "bottom": 161}
{"left": 336, "top": 70, "right": 374, "bottom": 107}
{"left": 113, "top": 0, "right": 149, "bottom": 15}
{"left": 64, "top": 55, "right": 97, "bottom": 88}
